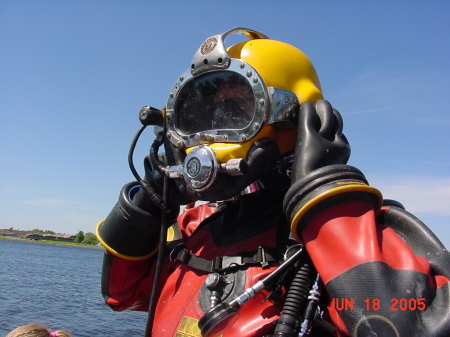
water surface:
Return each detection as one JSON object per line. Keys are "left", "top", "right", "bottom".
{"left": 0, "top": 240, "right": 148, "bottom": 336}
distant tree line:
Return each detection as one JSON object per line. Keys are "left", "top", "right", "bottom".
{"left": 32, "top": 229, "right": 56, "bottom": 235}
{"left": 75, "top": 231, "right": 98, "bottom": 245}
{"left": 1, "top": 228, "right": 99, "bottom": 246}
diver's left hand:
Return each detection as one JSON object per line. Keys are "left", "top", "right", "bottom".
{"left": 290, "top": 99, "right": 351, "bottom": 182}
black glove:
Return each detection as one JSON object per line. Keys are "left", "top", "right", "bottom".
{"left": 291, "top": 99, "right": 350, "bottom": 181}
{"left": 131, "top": 154, "right": 171, "bottom": 213}
{"left": 283, "top": 100, "right": 382, "bottom": 242}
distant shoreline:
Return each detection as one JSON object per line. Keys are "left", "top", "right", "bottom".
{"left": 0, "top": 235, "right": 104, "bottom": 250}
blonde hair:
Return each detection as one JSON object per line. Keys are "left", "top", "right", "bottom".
{"left": 6, "top": 324, "right": 72, "bottom": 337}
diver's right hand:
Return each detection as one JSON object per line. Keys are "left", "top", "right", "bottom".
{"left": 131, "top": 155, "right": 166, "bottom": 213}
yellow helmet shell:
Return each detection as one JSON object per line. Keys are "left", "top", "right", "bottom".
{"left": 227, "top": 39, "right": 323, "bottom": 104}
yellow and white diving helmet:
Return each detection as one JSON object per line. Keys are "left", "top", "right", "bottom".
{"left": 157, "top": 27, "right": 323, "bottom": 202}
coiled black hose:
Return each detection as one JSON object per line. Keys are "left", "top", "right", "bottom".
{"left": 273, "top": 260, "right": 314, "bottom": 336}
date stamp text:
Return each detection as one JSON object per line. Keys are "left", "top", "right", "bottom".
{"left": 330, "top": 297, "right": 427, "bottom": 311}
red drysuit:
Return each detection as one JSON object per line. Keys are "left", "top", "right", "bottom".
{"left": 101, "top": 190, "right": 450, "bottom": 336}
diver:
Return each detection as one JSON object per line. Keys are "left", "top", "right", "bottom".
{"left": 96, "top": 27, "right": 450, "bottom": 337}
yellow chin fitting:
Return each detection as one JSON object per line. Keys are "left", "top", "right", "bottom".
{"left": 185, "top": 125, "right": 297, "bottom": 163}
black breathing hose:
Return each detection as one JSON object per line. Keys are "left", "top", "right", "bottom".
{"left": 127, "top": 126, "right": 170, "bottom": 336}
{"left": 149, "top": 134, "right": 167, "bottom": 176}
{"left": 128, "top": 125, "right": 147, "bottom": 182}
{"left": 128, "top": 126, "right": 168, "bottom": 212}
{"left": 273, "top": 258, "right": 315, "bottom": 336}
{"left": 144, "top": 175, "right": 169, "bottom": 337}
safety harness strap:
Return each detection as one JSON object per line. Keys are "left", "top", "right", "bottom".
{"left": 170, "top": 245, "right": 280, "bottom": 272}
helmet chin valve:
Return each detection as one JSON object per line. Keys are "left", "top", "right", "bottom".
{"left": 167, "top": 145, "right": 248, "bottom": 192}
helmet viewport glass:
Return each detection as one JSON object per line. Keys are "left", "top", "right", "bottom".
{"left": 175, "top": 71, "right": 255, "bottom": 134}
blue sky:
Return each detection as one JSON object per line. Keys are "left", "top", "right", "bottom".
{"left": 1, "top": 1, "right": 449, "bottom": 248}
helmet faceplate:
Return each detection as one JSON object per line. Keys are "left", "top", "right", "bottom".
{"left": 166, "top": 59, "right": 299, "bottom": 150}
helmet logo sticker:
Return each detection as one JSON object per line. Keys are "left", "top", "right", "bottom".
{"left": 201, "top": 37, "right": 217, "bottom": 55}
